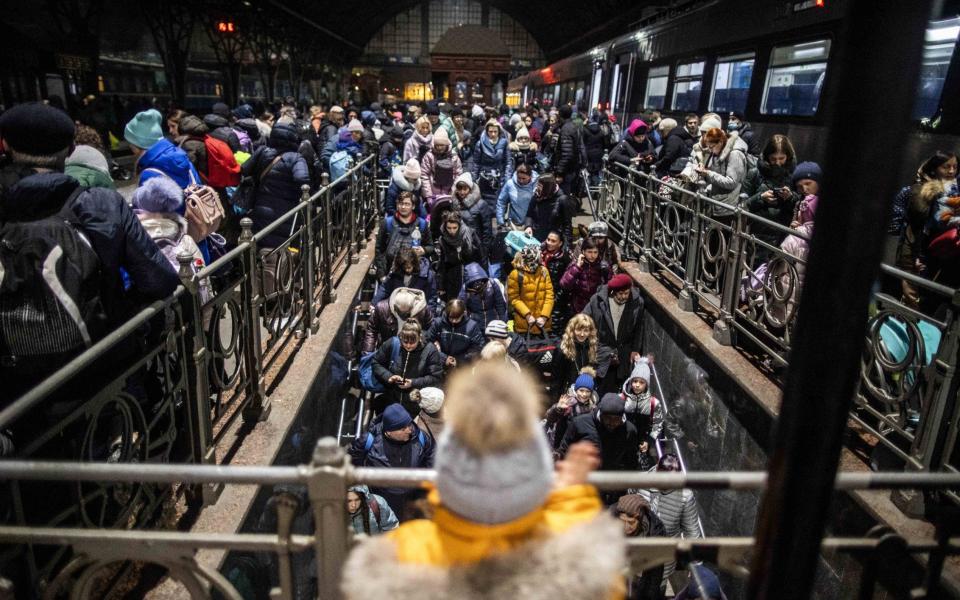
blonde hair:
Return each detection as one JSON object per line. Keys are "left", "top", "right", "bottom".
{"left": 445, "top": 361, "right": 542, "bottom": 454}
{"left": 415, "top": 116, "right": 431, "bottom": 135}
{"left": 399, "top": 318, "right": 422, "bottom": 343}
{"left": 560, "top": 314, "right": 598, "bottom": 364}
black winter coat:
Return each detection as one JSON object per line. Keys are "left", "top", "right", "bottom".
{"left": 436, "top": 227, "right": 484, "bottom": 299}
{"left": 609, "top": 137, "right": 655, "bottom": 174}
{"left": 743, "top": 159, "right": 798, "bottom": 251}
{"left": 559, "top": 410, "right": 640, "bottom": 472}
{"left": 551, "top": 340, "right": 600, "bottom": 393}
{"left": 372, "top": 340, "right": 444, "bottom": 407}
{"left": 524, "top": 192, "right": 564, "bottom": 243}
{"left": 655, "top": 127, "right": 696, "bottom": 177}
{"left": 362, "top": 299, "right": 434, "bottom": 354}
{"left": 454, "top": 184, "right": 494, "bottom": 252}
{"left": 542, "top": 246, "right": 573, "bottom": 331}
{"left": 583, "top": 286, "right": 645, "bottom": 381}
{"left": 582, "top": 122, "right": 608, "bottom": 173}
{"left": 554, "top": 119, "right": 583, "bottom": 176}
{"left": 246, "top": 145, "right": 311, "bottom": 249}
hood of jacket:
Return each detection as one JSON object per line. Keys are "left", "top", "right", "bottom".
{"left": 341, "top": 502, "right": 623, "bottom": 598}
{"left": 463, "top": 262, "right": 489, "bottom": 287}
{"left": 478, "top": 130, "right": 507, "bottom": 156}
{"left": 138, "top": 138, "right": 198, "bottom": 188}
{"left": 388, "top": 286, "right": 428, "bottom": 322}
{"left": 179, "top": 115, "right": 208, "bottom": 137}
{"left": 510, "top": 169, "right": 539, "bottom": 191}
{"left": 348, "top": 484, "right": 373, "bottom": 498}
{"left": 1, "top": 171, "right": 80, "bottom": 221}
{"left": 391, "top": 166, "right": 422, "bottom": 192}
{"left": 269, "top": 122, "right": 301, "bottom": 153}
{"left": 454, "top": 172, "right": 482, "bottom": 208}
{"left": 717, "top": 132, "right": 749, "bottom": 163}
{"left": 202, "top": 114, "right": 230, "bottom": 130}
{"left": 135, "top": 210, "right": 188, "bottom": 245}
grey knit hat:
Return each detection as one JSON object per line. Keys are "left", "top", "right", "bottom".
{"left": 484, "top": 320, "right": 509, "bottom": 339}
{"left": 435, "top": 427, "right": 553, "bottom": 525}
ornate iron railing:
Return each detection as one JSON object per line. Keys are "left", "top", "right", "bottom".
{"left": 0, "top": 439, "right": 957, "bottom": 599}
{"left": 596, "top": 161, "right": 960, "bottom": 501}
{"left": 0, "top": 155, "right": 379, "bottom": 593}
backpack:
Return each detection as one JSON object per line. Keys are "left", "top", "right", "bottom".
{"left": 359, "top": 337, "right": 400, "bottom": 393}
{"left": 232, "top": 154, "right": 282, "bottom": 214}
{"left": 329, "top": 150, "right": 353, "bottom": 182}
{"left": 0, "top": 189, "right": 108, "bottom": 372}
{"left": 432, "top": 154, "right": 455, "bottom": 189}
{"left": 202, "top": 135, "right": 241, "bottom": 188}
{"left": 183, "top": 183, "right": 224, "bottom": 240}
{"left": 384, "top": 216, "right": 427, "bottom": 263}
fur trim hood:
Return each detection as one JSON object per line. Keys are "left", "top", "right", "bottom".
{"left": 717, "top": 132, "right": 749, "bottom": 163}
{"left": 392, "top": 165, "right": 422, "bottom": 192}
{"left": 341, "top": 514, "right": 624, "bottom": 599}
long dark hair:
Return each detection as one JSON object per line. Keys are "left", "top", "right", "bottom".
{"left": 761, "top": 134, "right": 796, "bottom": 166}
{"left": 348, "top": 489, "right": 372, "bottom": 534}
{"left": 918, "top": 151, "right": 958, "bottom": 183}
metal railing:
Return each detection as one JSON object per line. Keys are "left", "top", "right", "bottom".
{"left": 0, "top": 439, "right": 957, "bottom": 599}
{"left": 0, "top": 155, "right": 379, "bottom": 593}
{"left": 595, "top": 160, "right": 960, "bottom": 501}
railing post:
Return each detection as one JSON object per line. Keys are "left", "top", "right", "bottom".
{"left": 307, "top": 437, "right": 349, "bottom": 600}
{"left": 358, "top": 160, "right": 370, "bottom": 250}
{"left": 348, "top": 166, "right": 359, "bottom": 264}
{"left": 176, "top": 252, "right": 222, "bottom": 505}
{"left": 638, "top": 174, "right": 656, "bottom": 274}
{"left": 678, "top": 194, "right": 701, "bottom": 312}
{"left": 894, "top": 293, "right": 960, "bottom": 516}
{"left": 713, "top": 207, "right": 744, "bottom": 346}
{"left": 620, "top": 170, "right": 636, "bottom": 262}
{"left": 239, "top": 218, "right": 270, "bottom": 423}
{"left": 299, "top": 184, "right": 320, "bottom": 337}
{"left": 321, "top": 173, "right": 336, "bottom": 305}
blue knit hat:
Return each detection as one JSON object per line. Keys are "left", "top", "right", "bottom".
{"left": 382, "top": 403, "right": 413, "bottom": 432}
{"left": 792, "top": 161, "right": 822, "bottom": 187}
{"left": 574, "top": 373, "right": 595, "bottom": 391}
{"left": 124, "top": 109, "right": 164, "bottom": 150}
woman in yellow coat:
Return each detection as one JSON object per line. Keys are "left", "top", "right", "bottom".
{"left": 341, "top": 362, "right": 625, "bottom": 599}
{"left": 507, "top": 244, "right": 555, "bottom": 333}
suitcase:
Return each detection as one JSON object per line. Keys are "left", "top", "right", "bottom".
{"left": 504, "top": 230, "right": 540, "bottom": 257}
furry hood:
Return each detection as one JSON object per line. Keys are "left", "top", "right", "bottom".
{"left": 717, "top": 132, "right": 749, "bottom": 163}
{"left": 391, "top": 165, "right": 422, "bottom": 192}
{"left": 341, "top": 514, "right": 624, "bottom": 599}
{"left": 454, "top": 172, "right": 482, "bottom": 209}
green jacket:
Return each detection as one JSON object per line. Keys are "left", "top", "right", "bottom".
{"left": 434, "top": 114, "right": 459, "bottom": 148}
{"left": 65, "top": 163, "right": 116, "bottom": 190}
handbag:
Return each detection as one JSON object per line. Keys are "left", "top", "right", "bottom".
{"left": 184, "top": 183, "right": 225, "bottom": 241}
{"left": 928, "top": 226, "right": 960, "bottom": 259}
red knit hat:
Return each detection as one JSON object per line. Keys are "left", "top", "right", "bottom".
{"left": 608, "top": 274, "right": 633, "bottom": 292}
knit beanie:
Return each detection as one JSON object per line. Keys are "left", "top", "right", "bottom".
{"left": 608, "top": 273, "right": 633, "bottom": 293}
{"left": 131, "top": 176, "right": 184, "bottom": 214}
{"left": 329, "top": 105, "right": 344, "bottom": 115}
{"left": 65, "top": 145, "right": 110, "bottom": 175}
{"left": 211, "top": 102, "right": 231, "bottom": 118}
{"left": 435, "top": 363, "right": 553, "bottom": 524}
{"left": 382, "top": 403, "right": 413, "bottom": 432}
{"left": 124, "top": 109, "right": 164, "bottom": 150}
{"left": 616, "top": 494, "right": 650, "bottom": 518}
{"left": 455, "top": 172, "right": 474, "bottom": 189}
{"left": 659, "top": 117, "right": 678, "bottom": 133}
{"left": 347, "top": 118, "right": 364, "bottom": 132}
{"left": 574, "top": 373, "right": 595, "bottom": 391}
{"left": 699, "top": 117, "right": 722, "bottom": 133}
{"left": 515, "top": 126, "right": 530, "bottom": 140}
{"left": 418, "top": 387, "right": 445, "bottom": 414}
{"left": 484, "top": 320, "right": 509, "bottom": 339}
{"left": 589, "top": 221, "right": 609, "bottom": 237}
{"left": 471, "top": 105, "right": 485, "bottom": 119}
{"left": 629, "top": 356, "right": 651, "bottom": 385}
{"left": 598, "top": 393, "right": 626, "bottom": 416}
{"left": 402, "top": 158, "right": 421, "bottom": 180}
{"left": 792, "top": 161, "right": 823, "bottom": 186}
{"left": 0, "top": 102, "right": 75, "bottom": 155}
{"left": 432, "top": 127, "right": 450, "bottom": 145}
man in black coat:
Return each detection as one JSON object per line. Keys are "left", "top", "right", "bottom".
{"left": 655, "top": 113, "right": 698, "bottom": 178}
{"left": 552, "top": 105, "right": 584, "bottom": 196}
{"left": 559, "top": 393, "right": 639, "bottom": 474}
{"left": 583, "top": 274, "right": 645, "bottom": 393}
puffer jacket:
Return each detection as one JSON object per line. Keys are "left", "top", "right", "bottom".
{"left": 436, "top": 224, "right": 484, "bottom": 299}
{"left": 403, "top": 131, "right": 433, "bottom": 164}
{"left": 341, "top": 486, "right": 622, "bottom": 600}
{"left": 64, "top": 148, "right": 115, "bottom": 190}
{"left": 553, "top": 119, "right": 583, "bottom": 176}
{"left": 524, "top": 189, "right": 565, "bottom": 243}
{"left": 134, "top": 210, "right": 210, "bottom": 302}
{"left": 372, "top": 340, "right": 444, "bottom": 407}
{"left": 362, "top": 288, "right": 433, "bottom": 353}
{"left": 174, "top": 115, "right": 210, "bottom": 177}
{"left": 744, "top": 158, "right": 798, "bottom": 251}
{"left": 246, "top": 125, "right": 311, "bottom": 249}
{"left": 507, "top": 263, "right": 555, "bottom": 333}
{"left": 203, "top": 114, "right": 240, "bottom": 152}
{"left": 681, "top": 132, "right": 750, "bottom": 212}
{"left": 655, "top": 127, "right": 695, "bottom": 177}
{"left": 453, "top": 173, "right": 494, "bottom": 250}
{"left": 423, "top": 314, "right": 485, "bottom": 363}
{"left": 560, "top": 258, "right": 611, "bottom": 314}
{"left": 420, "top": 146, "right": 463, "bottom": 202}
{"left": 581, "top": 121, "right": 608, "bottom": 173}
{"left": 609, "top": 136, "right": 655, "bottom": 174}
{"left": 458, "top": 262, "right": 508, "bottom": 329}
{"left": 348, "top": 485, "right": 399, "bottom": 536}
{"left": 471, "top": 132, "right": 513, "bottom": 196}
{"left": 136, "top": 138, "right": 201, "bottom": 189}
{"left": 495, "top": 170, "right": 539, "bottom": 225}
{"left": 383, "top": 166, "right": 426, "bottom": 217}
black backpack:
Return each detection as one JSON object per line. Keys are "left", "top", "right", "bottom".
{"left": 0, "top": 189, "right": 108, "bottom": 373}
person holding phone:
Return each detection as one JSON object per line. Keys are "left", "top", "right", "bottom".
{"left": 743, "top": 134, "right": 800, "bottom": 262}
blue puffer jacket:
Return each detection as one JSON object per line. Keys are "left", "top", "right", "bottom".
{"left": 457, "top": 262, "right": 507, "bottom": 329}
{"left": 247, "top": 124, "right": 310, "bottom": 249}
{"left": 496, "top": 170, "right": 540, "bottom": 225}
{"left": 137, "top": 138, "right": 201, "bottom": 189}
{"left": 471, "top": 132, "right": 513, "bottom": 193}
{"left": 423, "top": 314, "right": 485, "bottom": 363}
{"left": 2, "top": 172, "right": 178, "bottom": 315}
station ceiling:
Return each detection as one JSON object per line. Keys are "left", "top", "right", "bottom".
{"left": 283, "top": 0, "right": 653, "bottom": 60}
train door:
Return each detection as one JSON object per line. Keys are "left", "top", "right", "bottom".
{"left": 590, "top": 66, "right": 603, "bottom": 112}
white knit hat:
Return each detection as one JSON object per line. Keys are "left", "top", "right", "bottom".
{"left": 402, "top": 158, "right": 421, "bottom": 180}
{"left": 699, "top": 117, "right": 722, "bottom": 132}
{"left": 347, "top": 118, "right": 363, "bottom": 132}
{"left": 418, "top": 387, "right": 445, "bottom": 414}
{"left": 432, "top": 127, "right": 450, "bottom": 145}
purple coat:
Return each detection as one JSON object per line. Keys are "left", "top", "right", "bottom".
{"left": 559, "top": 259, "right": 611, "bottom": 314}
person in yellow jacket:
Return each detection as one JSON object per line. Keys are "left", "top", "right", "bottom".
{"left": 507, "top": 244, "right": 555, "bottom": 333}
{"left": 341, "top": 362, "right": 625, "bottom": 599}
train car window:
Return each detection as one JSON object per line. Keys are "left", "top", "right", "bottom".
{"left": 710, "top": 53, "right": 755, "bottom": 114}
{"left": 761, "top": 39, "right": 831, "bottom": 116}
{"left": 914, "top": 17, "right": 960, "bottom": 120}
{"left": 643, "top": 65, "right": 670, "bottom": 110}
{"left": 672, "top": 61, "right": 705, "bottom": 111}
